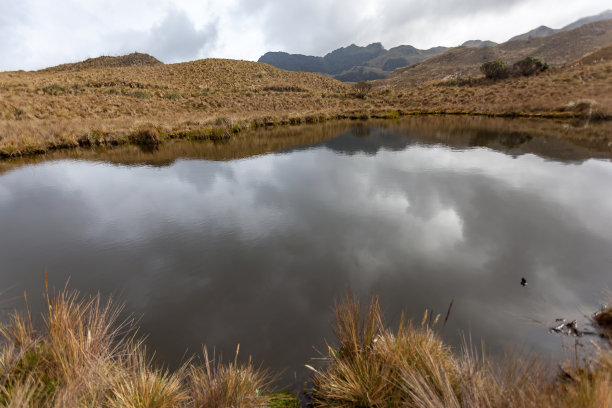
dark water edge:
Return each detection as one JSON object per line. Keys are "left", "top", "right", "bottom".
{"left": 0, "top": 116, "right": 611, "bottom": 390}
{"left": 1, "top": 116, "right": 612, "bottom": 174}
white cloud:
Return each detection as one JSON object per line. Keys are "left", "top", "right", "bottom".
{"left": 0, "top": 0, "right": 610, "bottom": 70}
{"left": 108, "top": 9, "right": 218, "bottom": 63}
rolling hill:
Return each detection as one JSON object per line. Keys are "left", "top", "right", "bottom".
{"left": 40, "top": 52, "right": 163, "bottom": 73}
{"left": 575, "top": 43, "right": 612, "bottom": 64}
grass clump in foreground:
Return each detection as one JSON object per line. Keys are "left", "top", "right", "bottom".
{"left": 2, "top": 287, "right": 612, "bottom": 407}
{"left": 0, "top": 288, "right": 271, "bottom": 407}
{"left": 309, "top": 291, "right": 612, "bottom": 407}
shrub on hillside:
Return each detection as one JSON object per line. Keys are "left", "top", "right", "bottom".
{"left": 353, "top": 81, "right": 373, "bottom": 98}
{"left": 480, "top": 60, "right": 509, "bottom": 80}
{"left": 512, "top": 56, "right": 549, "bottom": 76}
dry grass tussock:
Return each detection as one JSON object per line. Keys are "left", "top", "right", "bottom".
{"left": 309, "top": 291, "right": 612, "bottom": 408}
{"left": 1, "top": 287, "right": 612, "bottom": 407}
{"left": 0, "top": 55, "right": 611, "bottom": 158}
{"left": 0, "top": 288, "right": 271, "bottom": 407}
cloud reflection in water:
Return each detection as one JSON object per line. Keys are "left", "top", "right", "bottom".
{"left": 0, "top": 127, "right": 611, "bottom": 383}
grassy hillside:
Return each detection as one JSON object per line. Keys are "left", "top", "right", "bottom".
{"left": 1, "top": 52, "right": 611, "bottom": 158}
{"left": 576, "top": 43, "right": 612, "bottom": 64}
{"left": 0, "top": 58, "right": 408, "bottom": 156}
{"left": 390, "top": 19, "right": 612, "bottom": 86}
{"left": 379, "top": 53, "right": 612, "bottom": 118}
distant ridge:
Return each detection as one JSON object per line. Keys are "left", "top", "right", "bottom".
{"left": 260, "top": 10, "right": 612, "bottom": 82}
{"left": 385, "top": 19, "right": 612, "bottom": 87}
{"left": 258, "top": 43, "right": 450, "bottom": 82}
{"left": 461, "top": 40, "right": 498, "bottom": 48}
{"left": 509, "top": 9, "right": 612, "bottom": 41}
{"left": 40, "top": 52, "right": 163, "bottom": 72}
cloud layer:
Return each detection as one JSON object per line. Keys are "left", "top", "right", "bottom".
{"left": 0, "top": 0, "right": 609, "bottom": 70}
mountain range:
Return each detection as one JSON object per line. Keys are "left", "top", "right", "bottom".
{"left": 258, "top": 10, "right": 612, "bottom": 82}
{"left": 385, "top": 18, "right": 612, "bottom": 87}
{"left": 509, "top": 9, "right": 612, "bottom": 40}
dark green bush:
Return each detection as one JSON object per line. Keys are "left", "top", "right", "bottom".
{"left": 42, "top": 84, "right": 68, "bottom": 95}
{"left": 512, "top": 56, "right": 549, "bottom": 76}
{"left": 165, "top": 92, "right": 183, "bottom": 100}
{"left": 128, "top": 90, "right": 152, "bottom": 99}
{"left": 480, "top": 60, "right": 509, "bottom": 80}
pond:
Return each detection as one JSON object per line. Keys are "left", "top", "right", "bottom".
{"left": 1, "top": 117, "right": 611, "bottom": 389}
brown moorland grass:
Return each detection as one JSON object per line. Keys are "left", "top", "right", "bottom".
{"left": 0, "top": 288, "right": 274, "bottom": 407}
{"left": 378, "top": 60, "right": 612, "bottom": 118}
{"left": 0, "top": 55, "right": 611, "bottom": 158}
{"left": 574, "top": 44, "right": 612, "bottom": 65}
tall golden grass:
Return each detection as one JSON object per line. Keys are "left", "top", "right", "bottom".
{"left": 0, "top": 288, "right": 271, "bottom": 407}
{"left": 309, "top": 291, "right": 612, "bottom": 408}
{"left": 0, "top": 287, "right": 611, "bottom": 407}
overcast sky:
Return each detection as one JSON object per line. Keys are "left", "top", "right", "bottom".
{"left": 0, "top": 0, "right": 610, "bottom": 71}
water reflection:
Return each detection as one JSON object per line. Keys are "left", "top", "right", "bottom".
{"left": 0, "top": 119, "right": 611, "bottom": 388}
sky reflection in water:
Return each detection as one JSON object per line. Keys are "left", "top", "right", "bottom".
{"left": 1, "top": 125, "right": 611, "bottom": 386}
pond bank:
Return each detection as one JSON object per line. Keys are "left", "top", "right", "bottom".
{"left": 2, "top": 58, "right": 611, "bottom": 159}
{"left": 1, "top": 109, "right": 611, "bottom": 160}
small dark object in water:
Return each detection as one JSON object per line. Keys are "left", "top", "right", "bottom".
{"left": 549, "top": 319, "right": 583, "bottom": 337}
{"left": 520, "top": 277, "right": 527, "bottom": 287}
{"left": 443, "top": 299, "right": 454, "bottom": 329}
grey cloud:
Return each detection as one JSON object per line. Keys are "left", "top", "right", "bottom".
{"left": 235, "top": 0, "right": 528, "bottom": 55}
{"left": 0, "top": 0, "right": 34, "bottom": 70}
{"left": 234, "top": 0, "right": 377, "bottom": 55}
{"left": 113, "top": 9, "right": 218, "bottom": 62}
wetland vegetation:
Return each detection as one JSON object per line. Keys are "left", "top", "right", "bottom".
{"left": 1, "top": 288, "right": 610, "bottom": 407}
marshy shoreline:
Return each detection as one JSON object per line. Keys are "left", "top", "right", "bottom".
{"left": 0, "top": 108, "right": 610, "bottom": 160}
{"left": 1, "top": 57, "right": 611, "bottom": 159}
{"left": 1, "top": 287, "right": 611, "bottom": 407}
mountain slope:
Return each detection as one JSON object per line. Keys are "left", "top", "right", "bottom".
{"left": 385, "top": 19, "right": 612, "bottom": 87}
{"left": 510, "top": 26, "right": 557, "bottom": 41}
{"left": 258, "top": 43, "right": 450, "bottom": 82}
{"left": 258, "top": 10, "right": 612, "bottom": 82}
{"left": 510, "top": 9, "right": 612, "bottom": 41}
{"left": 461, "top": 40, "right": 498, "bottom": 47}
{"left": 575, "top": 43, "right": 612, "bottom": 64}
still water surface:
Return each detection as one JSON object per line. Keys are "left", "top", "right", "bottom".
{"left": 1, "top": 118, "right": 611, "bottom": 386}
